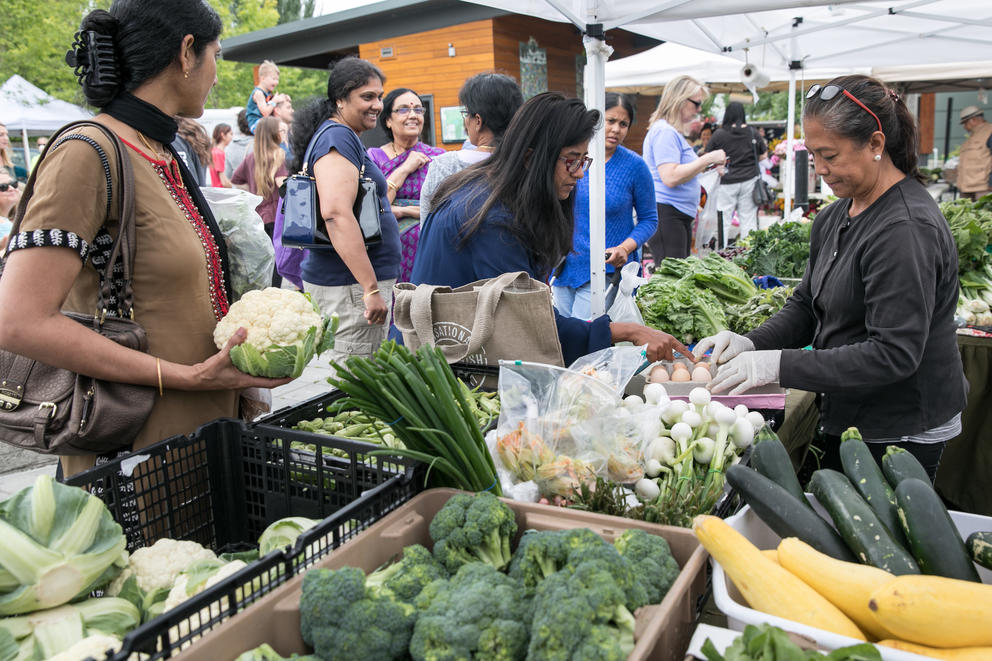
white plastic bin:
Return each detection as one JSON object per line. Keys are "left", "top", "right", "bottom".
{"left": 711, "top": 496, "right": 992, "bottom": 661}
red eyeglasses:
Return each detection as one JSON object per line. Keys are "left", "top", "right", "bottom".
{"left": 806, "top": 84, "right": 883, "bottom": 133}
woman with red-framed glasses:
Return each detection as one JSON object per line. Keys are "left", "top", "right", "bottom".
{"left": 695, "top": 74, "right": 966, "bottom": 482}
{"left": 410, "top": 92, "right": 691, "bottom": 365}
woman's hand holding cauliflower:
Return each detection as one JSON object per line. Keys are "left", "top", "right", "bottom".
{"left": 213, "top": 288, "right": 339, "bottom": 379}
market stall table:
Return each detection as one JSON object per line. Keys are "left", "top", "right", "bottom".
{"left": 937, "top": 332, "right": 992, "bottom": 516}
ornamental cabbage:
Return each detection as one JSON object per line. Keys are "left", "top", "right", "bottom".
{"left": 0, "top": 475, "right": 127, "bottom": 616}
{"left": 213, "top": 287, "right": 339, "bottom": 378}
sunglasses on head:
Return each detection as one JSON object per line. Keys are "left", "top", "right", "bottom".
{"left": 393, "top": 106, "right": 426, "bottom": 116}
{"left": 806, "top": 84, "right": 883, "bottom": 133}
{"left": 0, "top": 181, "right": 17, "bottom": 192}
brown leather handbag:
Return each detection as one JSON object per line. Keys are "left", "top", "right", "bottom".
{"left": 0, "top": 121, "right": 155, "bottom": 455}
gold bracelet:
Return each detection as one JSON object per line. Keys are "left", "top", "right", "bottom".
{"left": 362, "top": 288, "right": 380, "bottom": 301}
{"left": 386, "top": 180, "right": 398, "bottom": 192}
{"left": 155, "top": 357, "right": 163, "bottom": 397}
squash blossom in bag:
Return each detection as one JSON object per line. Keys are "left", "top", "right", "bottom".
{"left": 213, "top": 287, "right": 339, "bottom": 379}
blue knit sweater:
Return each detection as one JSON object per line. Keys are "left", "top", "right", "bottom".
{"left": 556, "top": 145, "right": 658, "bottom": 288}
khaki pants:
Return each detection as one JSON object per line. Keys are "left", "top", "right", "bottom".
{"left": 304, "top": 279, "right": 395, "bottom": 364}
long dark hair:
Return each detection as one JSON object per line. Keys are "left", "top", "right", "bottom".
{"left": 722, "top": 101, "right": 746, "bottom": 128}
{"left": 460, "top": 73, "right": 524, "bottom": 142}
{"left": 290, "top": 57, "right": 385, "bottom": 172}
{"left": 804, "top": 74, "right": 922, "bottom": 182}
{"left": 74, "top": 0, "right": 221, "bottom": 108}
{"left": 430, "top": 92, "right": 601, "bottom": 279}
{"left": 379, "top": 87, "right": 420, "bottom": 141}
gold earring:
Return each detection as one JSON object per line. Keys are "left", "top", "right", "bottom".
{"left": 184, "top": 71, "right": 190, "bottom": 79}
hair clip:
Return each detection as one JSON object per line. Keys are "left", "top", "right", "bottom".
{"left": 65, "top": 30, "right": 119, "bottom": 89}
{"left": 886, "top": 89, "right": 901, "bottom": 103}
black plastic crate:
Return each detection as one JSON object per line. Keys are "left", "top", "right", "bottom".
{"left": 257, "top": 389, "right": 347, "bottom": 429}
{"left": 64, "top": 417, "right": 423, "bottom": 660}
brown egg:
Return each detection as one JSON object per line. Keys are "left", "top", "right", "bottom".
{"left": 671, "top": 366, "right": 692, "bottom": 382}
{"left": 649, "top": 364, "right": 670, "bottom": 383}
{"left": 692, "top": 365, "right": 712, "bottom": 382}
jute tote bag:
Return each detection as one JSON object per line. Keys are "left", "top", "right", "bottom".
{"left": 393, "top": 272, "right": 564, "bottom": 379}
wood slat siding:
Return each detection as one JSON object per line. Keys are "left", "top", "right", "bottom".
{"left": 359, "top": 20, "right": 498, "bottom": 150}
{"left": 918, "top": 92, "right": 935, "bottom": 155}
{"left": 492, "top": 15, "right": 585, "bottom": 98}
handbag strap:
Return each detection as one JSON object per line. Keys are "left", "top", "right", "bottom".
{"left": 300, "top": 122, "right": 341, "bottom": 176}
{"left": 409, "top": 271, "right": 535, "bottom": 362}
{"left": 10, "top": 120, "right": 137, "bottom": 323}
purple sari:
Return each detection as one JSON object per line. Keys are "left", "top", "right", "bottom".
{"left": 368, "top": 141, "right": 445, "bottom": 282}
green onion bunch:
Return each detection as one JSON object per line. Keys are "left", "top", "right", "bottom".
{"left": 327, "top": 341, "right": 501, "bottom": 495}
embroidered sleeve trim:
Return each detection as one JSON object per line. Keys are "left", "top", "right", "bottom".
{"left": 7, "top": 229, "right": 90, "bottom": 260}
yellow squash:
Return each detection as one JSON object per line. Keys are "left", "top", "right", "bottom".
{"left": 692, "top": 515, "right": 865, "bottom": 640}
{"left": 878, "top": 640, "right": 992, "bottom": 660}
{"left": 868, "top": 575, "right": 992, "bottom": 648}
{"left": 776, "top": 537, "right": 896, "bottom": 641}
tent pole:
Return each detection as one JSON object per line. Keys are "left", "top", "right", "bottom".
{"left": 784, "top": 18, "right": 802, "bottom": 219}
{"left": 584, "top": 24, "right": 612, "bottom": 318}
{"left": 21, "top": 128, "right": 31, "bottom": 175}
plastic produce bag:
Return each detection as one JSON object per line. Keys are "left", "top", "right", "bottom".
{"left": 567, "top": 343, "right": 648, "bottom": 396}
{"left": 201, "top": 187, "right": 275, "bottom": 301}
{"left": 605, "top": 261, "right": 649, "bottom": 325}
{"left": 695, "top": 169, "right": 721, "bottom": 252}
{"left": 494, "top": 360, "right": 644, "bottom": 498}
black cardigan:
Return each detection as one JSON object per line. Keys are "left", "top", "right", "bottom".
{"left": 747, "top": 177, "right": 967, "bottom": 437}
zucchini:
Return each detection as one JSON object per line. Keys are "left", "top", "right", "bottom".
{"left": 838, "top": 428, "right": 908, "bottom": 548}
{"left": 966, "top": 531, "right": 992, "bottom": 570}
{"left": 809, "top": 469, "right": 919, "bottom": 575}
{"left": 726, "top": 464, "right": 855, "bottom": 561}
{"left": 750, "top": 427, "right": 810, "bottom": 508}
{"left": 881, "top": 445, "right": 930, "bottom": 487}
{"left": 895, "top": 478, "right": 980, "bottom": 582}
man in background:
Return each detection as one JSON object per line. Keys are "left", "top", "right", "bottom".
{"left": 957, "top": 105, "right": 992, "bottom": 200}
{"left": 272, "top": 97, "right": 295, "bottom": 161}
{"left": 225, "top": 109, "right": 254, "bottom": 181}
{"left": 28, "top": 136, "right": 49, "bottom": 172}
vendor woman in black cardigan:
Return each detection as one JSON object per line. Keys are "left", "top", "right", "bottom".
{"left": 696, "top": 74, "right": 967, "bottom": 481}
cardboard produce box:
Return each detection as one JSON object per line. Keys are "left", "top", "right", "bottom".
{"left": 176, "top": 489, "right": 708, "bottom": 661}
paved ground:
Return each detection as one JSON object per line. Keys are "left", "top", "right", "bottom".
{"left": 0, "top": 354, "right": 338, "bottom": 499}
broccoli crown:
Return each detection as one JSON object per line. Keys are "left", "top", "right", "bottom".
{"left": 527, "top": 559, "right": 636, "bottom": 661}
{"left": 429, "top": 492, "right": 518, "bottom": 573}
{"left": 299, "top": 567, "right": 415, "bottom": 661}
{"left": 507, "top": 530, "right": 568, "bottom": 590}
{"left": 409, "top": 562, "right": 531, "bottom": 661}
{"left": 614, "top": 529, "right": 681, "bottom": 604}
{"left": 365, "top": 544, "right": 448, "bottom": 604}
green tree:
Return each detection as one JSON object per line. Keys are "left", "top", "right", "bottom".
{"left": 207, "top": 0, "right": 326, "bottom": 109}
{"left": 0, "top": 0, "right": 111, "bottom": 106}
{"left": 277, "top": 0, "right": 316, "bottom": 24}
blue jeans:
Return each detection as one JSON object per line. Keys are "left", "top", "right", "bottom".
{"left": 552, "top": 283, "right": 593, "bottom": 321}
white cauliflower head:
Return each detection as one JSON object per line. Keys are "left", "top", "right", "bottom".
{"left": 105, "top": 538, "right": 218, "bottom": 597}
{"left": 47, "top": 634, "right": 122, "bottom": 661}
{"left": 213, "top": 287, "right": 338, "bottom": 378}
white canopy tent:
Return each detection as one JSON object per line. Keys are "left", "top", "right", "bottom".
{"left": 0, "top": 75, "right": 92, "bottom": 170}
{"left": 463, "top": 0, "right": 992, "bottom": 316}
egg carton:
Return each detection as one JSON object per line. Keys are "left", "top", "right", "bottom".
{"left": 627, "top": 361, "right": 787, "bottom": 402}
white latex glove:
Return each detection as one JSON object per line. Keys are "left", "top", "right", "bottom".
{"left": 709, "top": 350, "right": 782, "bottom": 395}
{"left": 693, "top": 330, "right": 755, "bottom": 365}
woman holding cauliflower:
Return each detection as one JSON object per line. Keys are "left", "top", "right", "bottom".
{"left": 288, "top": 58, "right": 402, "bottom": 363}
{"left": 0, "top": 0, "right": 290, "bottom": 477}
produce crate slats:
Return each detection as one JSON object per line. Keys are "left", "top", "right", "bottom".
{"left": 61, "top": 417, "right": 424, "bottom": 661}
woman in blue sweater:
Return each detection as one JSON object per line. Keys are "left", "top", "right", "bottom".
{"left": 553, "top": 93, "right": 657, "bottom": 320}
{"left": 411, "top": 92, "right": 689, "bottom": 365}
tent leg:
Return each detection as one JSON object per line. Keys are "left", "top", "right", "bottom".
{"left": 583, "top": 30, "right": 613, "bottom": 319}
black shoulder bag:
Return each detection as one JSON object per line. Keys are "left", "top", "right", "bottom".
{"left": 281, "top": 122, "right": 383, "bottom": 251}
{"left": 750, "top": 128, "right": 774, "bottom": 206}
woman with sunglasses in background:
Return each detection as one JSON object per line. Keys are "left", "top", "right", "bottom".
{"left": 553, "top": 92, "right": 657, "bottom": 320}
{"left": 411, "top": 92, "right": 691, "bottom": 364}
{"left": 696, "top": 75, "right": 966, "bottom": 481}
{"left": 642, "top": 75, "right": 727, "bottom": 262}
{"left": 368, "top": 88, "right": 444, "bottom": 283}
{"left": 0, "top": 173, "right": 20, "bottom": 252}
